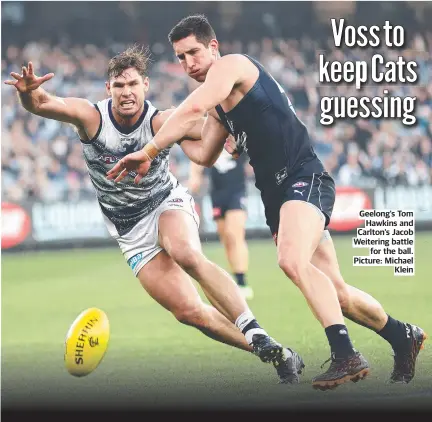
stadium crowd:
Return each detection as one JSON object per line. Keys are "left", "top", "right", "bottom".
{"left": 2, "top": 32, "right": 432, "bottom": 203}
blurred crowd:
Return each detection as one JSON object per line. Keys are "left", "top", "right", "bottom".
{"left": 2, "top": 31, "right": 432, "bottom": 203}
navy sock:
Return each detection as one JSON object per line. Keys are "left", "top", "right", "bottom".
{"left": 377, "top": 315, "right": 410, "bottom": 352}
{"left": 235, "top": 273, "right": 246, "bottom": 286}
{"left": 325, "top": 324, "right": 356, "bottom": 359}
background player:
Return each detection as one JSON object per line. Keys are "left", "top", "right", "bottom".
{"left": 4, "top": 46, "right": 304, "bottom": 384}
{"left": 188, "top": 139, "right": 253, "bottom": 299}
{"left": 107, "top": 16, "right": 427, "bottom": 390}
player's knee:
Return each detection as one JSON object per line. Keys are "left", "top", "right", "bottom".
{"left": 174, "top": 303, "right": 205, "bottom": 327}
{"left": 278, "top": 256, "right": 307, "bottom": 286}
{"left": 223, "top": 231, "right": 238, "bottom": 249}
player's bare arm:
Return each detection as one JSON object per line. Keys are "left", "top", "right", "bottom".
{"left": 4, "top": 62, "right": 100, "bottom": 141}
{"left": 106, "top": 55, "right": 246, "bottom": 182}
{"left": 179, "top": 112, "right": 229, "bottom": 167}
{"left": 154, "top": 107, "right": 231, "bottom": 167}
{"left": 154, "top": 106, "right": 229, "bottom": 167}
{"left": 152, "top": 107, "right": 204, "bottom": 140}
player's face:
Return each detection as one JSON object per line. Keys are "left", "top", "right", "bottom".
{"left": 173, "top": 35, "right": 218, "bottom": 82}
{"left": 106, "top": 67, "right": 149, "bottom": 118}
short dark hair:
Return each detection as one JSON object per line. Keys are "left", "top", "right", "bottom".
{"left": 168, "top": 14, "right": 216, "bottom": 46}
{"left": 107, "top": 44, "right": 151, "bottom": 80}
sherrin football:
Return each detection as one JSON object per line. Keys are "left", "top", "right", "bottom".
{"left": 64, "top": 307, "right": 110, "bottom": 377}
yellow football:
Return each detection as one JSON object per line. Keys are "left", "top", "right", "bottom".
{"left": 64, "top": 307, "right": 110, "bottom": 377}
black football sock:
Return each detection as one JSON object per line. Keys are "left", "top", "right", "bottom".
{"left": 325, "top": 324, "right": 356, "bottom": 359}
{"left": 377, "top": 315, "right": 410, "bottom": 353}
{"left": 235, "top": 273, "right": 246, "bottom": 286}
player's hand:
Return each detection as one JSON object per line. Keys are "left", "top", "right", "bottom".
{"left": 224, "top": 135, "right": 240, "bottom": 159}
{"left": 3, "top": 62, "right": 54, "bottom": 93}
{"left": 106, "top": 151, "right": 152, "bottom": 184}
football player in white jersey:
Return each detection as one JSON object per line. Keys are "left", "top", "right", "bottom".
{"left": 5, "top": 45, "right": 304, "bottom": 384}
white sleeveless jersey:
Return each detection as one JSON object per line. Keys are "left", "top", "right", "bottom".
{"left": 81, "top": 99, "right": 177, "bottom": 236}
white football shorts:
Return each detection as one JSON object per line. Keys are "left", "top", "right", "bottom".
{"left": 105, "top": 184, "right": 200, "bottom": 277}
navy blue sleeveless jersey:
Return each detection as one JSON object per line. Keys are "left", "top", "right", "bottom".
{"left": 215, "top": 55, "right": 325, "bottom": 202}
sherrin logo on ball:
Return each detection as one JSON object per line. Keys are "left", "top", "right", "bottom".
{"left": 64, "top": 307, "right": 110, "bottom": 377}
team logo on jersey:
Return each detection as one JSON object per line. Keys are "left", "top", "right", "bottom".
{"left": 292, "top": 181, "right": 309, "bottom": 188}
{"left": 98, "top": 154, "right": 118, "bottom": 164}
{"left": 119, "top": 137, "right": 139, "bottom": 154}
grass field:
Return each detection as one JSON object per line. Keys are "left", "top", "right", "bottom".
{"left": 2, "top": 233, "right": 432, "bottom": 412}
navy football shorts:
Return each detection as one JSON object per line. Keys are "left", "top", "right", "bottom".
{"left": 264, "top": 170, "right": 336, "bottom": 239}
{"left": 211, "top": 190, "right": 247, "bottom": 220}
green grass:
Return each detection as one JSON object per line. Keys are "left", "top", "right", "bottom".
{"left": 2, "top": 233, "right": 432, "bottom": 410}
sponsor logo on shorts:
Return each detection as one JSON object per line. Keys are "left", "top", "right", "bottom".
{"left": 292, "top": 181, "right": 309, "bottom": 188}
{"left": 168, "top": 198, "right": 183, "bottom": 203}
{"left": 128, "top": 252, "right": 145, "bottom": 271}
{"left": 294, "top": 189, "right": 305, "bottom": 196}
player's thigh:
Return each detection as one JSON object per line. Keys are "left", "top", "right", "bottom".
{"left": 278, "top": 172, "right": 335, "bottom": 261}
{"left": 159, "top": 209, "right": 202, "bottom": 254}
{"left": 137, "top": 250, "right": 202, "bottom": 314}
{"left": 115, "top": 208, "right": 164, "bottom": 278}
{"left": 277, "top": 201, "right": 325, "bottom": 262}
{"left": 221, "top": 192, "right": 247, "bottom": 238}
{"left": 157, "top": 184, "right": 202, "bottom": 255}
{"left": 158, "top": 210, "right": 202, "bottom": 258}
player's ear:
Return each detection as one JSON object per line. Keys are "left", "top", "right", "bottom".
{"left": 105, "top": 81, "right": 111, "bottom": 97}
{"left": 209, "top": 39, "right": 219, "bottom": 56}
{"left": 143, "top": 76, "right": 149, "bottom": 93}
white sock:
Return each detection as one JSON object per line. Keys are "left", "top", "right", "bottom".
{"left": 235, "top": 310, "right": 255, "bottom": 331}
{"left": 235, "top": 310, "right": 268, "bottom": 345}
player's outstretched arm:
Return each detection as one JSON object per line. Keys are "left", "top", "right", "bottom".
{"left": 4, "top": 61, "right": 99, "bottom": 128}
